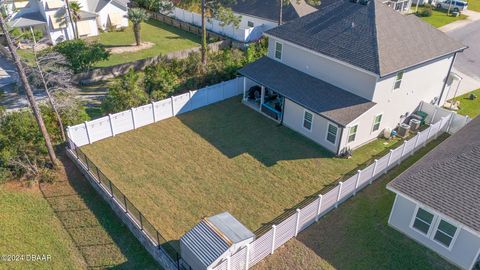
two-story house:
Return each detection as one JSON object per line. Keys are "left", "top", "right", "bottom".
{"left": 238, "top": 0, "right": 466, "bottom": 155}
{"left": 8, "top": 0, "right": 128, "bottom": 44}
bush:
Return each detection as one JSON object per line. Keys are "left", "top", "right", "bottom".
{"left": 421, "top": 6, "right": 433, "bottom": 17}
{"left": 102, "top": 69, "right": 149, "bottom": 113}
{"left": 424, "top": 3, "right": 432, "bottom": 8}
{"left": 144, "top": 64, "right": 178, "bottom": 99}
{"left": 54, "top": 40, "right": 110, "bottom": 73}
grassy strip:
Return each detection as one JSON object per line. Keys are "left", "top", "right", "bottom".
{"left": 253, "top": 134, "right": 456, "bottom": 270}
{"left": 82, "top": 97, "right": 408, "bottom": 242}
{"left": 0, "top": 182, "right": 86, "bottom": 269}
{"left": 412, "top": 7, "right": 467, "bottom": 28}
{"left": 453, "top": 88, "right": 480, "bottom": 118}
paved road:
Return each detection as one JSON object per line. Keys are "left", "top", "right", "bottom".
{"left": 447, "top": 20, "right": 480, "bottom": 82}
{"left": 0, "top": 55, "right": 16, "bottom": 88}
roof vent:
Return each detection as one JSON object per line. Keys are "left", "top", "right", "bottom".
{"left": 351, "top": 22, "right": 355, "bottom": 28}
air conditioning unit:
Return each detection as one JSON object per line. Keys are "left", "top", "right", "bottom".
{"left": 409, "top": 118, "right": 421, "bottom": 132}
{"left": 397, "top": 123, "right": 410, "bottom": 138}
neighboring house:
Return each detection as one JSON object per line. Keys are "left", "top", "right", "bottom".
{"left": 7, "top": 0, "right": 128, "bottom": 45}
{"left": 383, "top": 0, "right": 412, "bottom": 13}
{"left": 238, "top": 0, "right": 466, "bottom": 155}
{"left": 387, "top": 116, "right": 480, "bottom": 270}
{"left": 180, "top": 212, "right": 255, "bottom": 270}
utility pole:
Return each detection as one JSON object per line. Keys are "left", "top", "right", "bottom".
{"left": 0, "top": 14, "right": 58, "bottom": 167}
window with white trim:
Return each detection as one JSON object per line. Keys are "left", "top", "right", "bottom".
{"left": 348, "top": 125, "right": 358, "bottom": 143}
{"left": 303, "top": 111, "right": 313, "bottom": 130}
{"left": 433, "top": 219, "right": 457, "bottom": 248}
{"left": 247, "top": 21, "right": 254, "bottom": 27}
{"left": 372, "top": 114, "right": 382, "bottom": 132}
{"left": 326, "top": 124, "right": 337, "bottom": 144}
{"left": 413, "top": 208, "right": 434, "bottom": 234}
{"left": 275, "top": 42, "right": 283, "bottom": 60}
{"left": 393, "top": 71, "right": 404, "bottom": 90}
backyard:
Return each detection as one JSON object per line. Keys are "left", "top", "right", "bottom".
{"left": 81, "top": 97, "right": 406, "bottom": 243}
{"left": 86, "top": 19, "right": 200, "bottom": 67}
{"left": 253, "top": 134, "right": 456, "bottom": 270}
{"left": 412, "top": 6, "right": 468, "bottom": 28}
{"left": 453, "top": 88, "right": 480, "bottom": 118}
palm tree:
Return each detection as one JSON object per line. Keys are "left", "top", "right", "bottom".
{"left": 67, "top": 1, "right": 82, "bottom": 39}
{"left": 128, "top": 8, "right": 150, "bottom": 46}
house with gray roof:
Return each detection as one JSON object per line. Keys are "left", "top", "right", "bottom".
{"left": 387, "top": 116, "right": 480, "bottom": 270}
{"left": 238, "top": 0, "right": 466, "bottom": 155}
{"left": 8, "top": 0, "right": 128, "bottom": 44}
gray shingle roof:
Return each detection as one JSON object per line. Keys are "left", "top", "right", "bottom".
{"left": 388, "top": 116, "right": 480, "bottom": 233}
{"left": 9, "top": 12, "right": 46, "bottom": 28}
{"left": 238, "top": 57, "right": 376, "bottom": 126}
{"left": 265, "top": 0, "right": 466, "bottom": 77}
{"left": 79, "top": 10, "right": 97, "bottom": 20}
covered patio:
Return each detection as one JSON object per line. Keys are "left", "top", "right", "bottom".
{"left": 242, "top": 83, "right": 285, "bottom": 122}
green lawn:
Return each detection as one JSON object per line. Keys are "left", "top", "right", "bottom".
{"left": 88, "top": 19, "right": 201, "bottom": 67}
{"left": 253, "top": 134, "right": 456, "bottom": 270}
{"left": 453, "top": 88, "right": 480, "bottom": 118}
{"left": 467, "top": 0, "right": 480, "bottom": 11}
{"left": 412, "top": 7, "right": 468, "bottom": 28}
{"left": 82, "top": 97, "right": 406, "bottom": 242}
{"left": 0, "top": 183, "right": 85, "bottom": 270}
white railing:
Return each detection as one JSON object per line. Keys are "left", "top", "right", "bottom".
{"left": 166, "top": 7, "right": 264, "bottom": 42}
{"left": 67, "top": 78, "right": 243, "bottom": 148}
{"left": 211, "top": 108, "right": 471, "bottom": 270}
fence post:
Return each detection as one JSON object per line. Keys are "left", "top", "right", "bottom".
{"left": 108, "top": 114, "right": 115, "bottom": 137}
{"left": 109, "top": 180, "right": 113, "bottom": 198}
{"left": 335, "top": 182, "right": 343, "bottom": 208}
{"left": 447, "top": 112, "right": 455, "bottom": 133}
{"left": 151, "top": 102, "right": 157, "bottom": 123}
{"left": 430, "top": 106, "right": 438, "bottom": 124}
{"left": 140, "top": 213, "right": 144, "bottom": 230}
{"left": 294, "top": 209, "right": 301, "bottom": 237}
{"left": 399, "top": 141, "right": 407, "bottom": 164}
{"left": 271, "top": 225, "right": 277, "bottom": 254}
{"left": 123, "top": 195, "right": 128, "bottom": 213}
{"left": 425, "top": 127, "right": 432, "bottom": 146}
{"left": 84, "top": 121, "right": 91, "bottom": 144}
{"left": 171, "top": 96, "right": 175, "bottom": 116}
{"left": 413, "top": 132, "right": 421, "bottom": 154}
{"left": 227, "top": 256, "right": 231, "bottom": 270}
{"left": 156, "top": 231, "right": 160, "bottom": 246}
{"left": 315, "top": 194, "right": 323, "bottom": 222}
{"left": 370, "top": 160, "right": 378, "bottom": 184}
{"left": 436, "top": 118, "right": 444, "bottom": 139}
{"left": 386, "top": 149, "right": 394, "bottom": 171}
{"left": 354, "top": 170, "right": 361, "bottom": 195}
{"left": 245, "top": 243, "right": 250, "bottom": 270}
{"left": 131, "top": 108, "right": 136, "bottom": 130}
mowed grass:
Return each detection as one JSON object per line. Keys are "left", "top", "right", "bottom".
{"left": 453, "top": 88, "right": 480, "bottom": 118}
{"left": 0, "top": 183, "right": 85, "bottom": 270}
{"left": 468, "top": 0, "right": 480, "bottom": 11}
{"left": 412, "top": 7, "right": 468, "bottom": 28}
{"left": 88, "top": 19, "right": 200, "bottom": 67}
{"left": 254, "top": 134, "right": 456, "bottom": 270}
{"left": 82, "top": 98, "right": 404, "bottom": 241}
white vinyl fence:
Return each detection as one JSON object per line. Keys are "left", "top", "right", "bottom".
{"left": 165, "top": 7, "right": 264, "bottom": 42}
{"left": 67, "top": 78, "right": 243, "bottom": 148}
{"left": 210, "top": 105, "right": 471, "bottom": 270}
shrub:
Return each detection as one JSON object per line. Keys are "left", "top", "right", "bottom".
{"left": 54, "top": 39, "right": 110, "bottom": 73}
{"left": 102, "top": 69, "right": 149, "bottom": 113}
{"left": 424, "top": 3, "right": 432, "bottom": 8}
{"left": 144, "top": 64, "right": 178, "bottom": 100}
{"left": 421, "top": 6, "right": 433, "bottom": 17}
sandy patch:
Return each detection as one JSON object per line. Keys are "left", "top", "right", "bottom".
{"left": 108, "top": 41, "right": 154, "bottom": 54}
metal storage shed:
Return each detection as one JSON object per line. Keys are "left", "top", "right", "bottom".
{"left": 180, "top": 212, "right": 255, "bottom": 270}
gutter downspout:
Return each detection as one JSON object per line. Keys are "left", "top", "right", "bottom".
{"left": 438, "top": 52, "right": 457, "bottom": 106}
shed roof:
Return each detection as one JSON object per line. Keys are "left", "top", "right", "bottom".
{"left": 238, "top": 57, "right": 376, "bottom": 126}
{"left": 265, "top": 0, "right": 466, "bottom": 77}
{"left": 207, "top": 212, "right": 255, "bottom": 244}
{"left": 388, "top": 116, "right": 480, "bottom": 233}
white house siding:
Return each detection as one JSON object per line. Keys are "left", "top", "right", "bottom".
{"left": 78, "top": 18, "right": 99, "bottom": 37}
{"left": 337, "top": 54, "right": 454, "bottom": 152}
{"left": 96, "top": 3, "right": 128, "bottom": 30}
{"left": 266, "top": 36, "right": 378, "bottom": 100}
{"left": 235, "top": 13, "right": 277, "bottom": 30}
{"left": 282, "top": 98, "right": 340, "bottom": 154}
{"left": 389, "top": 194, "right": 480, "bottom": 270}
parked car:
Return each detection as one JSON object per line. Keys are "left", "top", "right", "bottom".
{"left": 436, "top": 0, "right": 468, "bottom": 12}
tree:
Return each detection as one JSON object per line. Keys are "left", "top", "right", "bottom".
{"left": 0, "top": 13, "right": 58, "bottom": 167}
{"left": 102, "top": 68, "right": 149, "bottom": 113}
{"left": 54, "top": 39, "right": 110, "bottom": 73}
{"left": 128, "top": 8, "right": 150, "bottom": 46}
{"left": 136, "top": 0, "right": 174, "bottom": 12}
{"left": 200, "top": 0, "right": 240, "bottom": 65}
{"left": 67, "top": 1, "right": 82, "bottom": 39}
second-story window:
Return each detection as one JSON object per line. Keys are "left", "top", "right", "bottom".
{"left": 394, "top": 71, "right": 404, "bottom": 90}
{"left": 275, "top": 42, "right": 283, "bottom": 60}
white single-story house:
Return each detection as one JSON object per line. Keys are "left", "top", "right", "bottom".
{"left": 180, "top": 212, "right": 255, "bottom": 270}
{"left": 387, "top": 116, "right": 480, "bottom": 270}
{"left": 8, "top": 0, "right": 128, "bottom": 44}
{"left": 238, "top": 0, "right": 466, "bottom": 155}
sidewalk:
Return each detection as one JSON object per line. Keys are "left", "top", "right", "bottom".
{"left": 439, "top": 10, "right": 480, "bottom": 32}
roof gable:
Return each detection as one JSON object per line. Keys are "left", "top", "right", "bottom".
{"left": 266, "top": 0, "right": 465, "bottom": 76}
